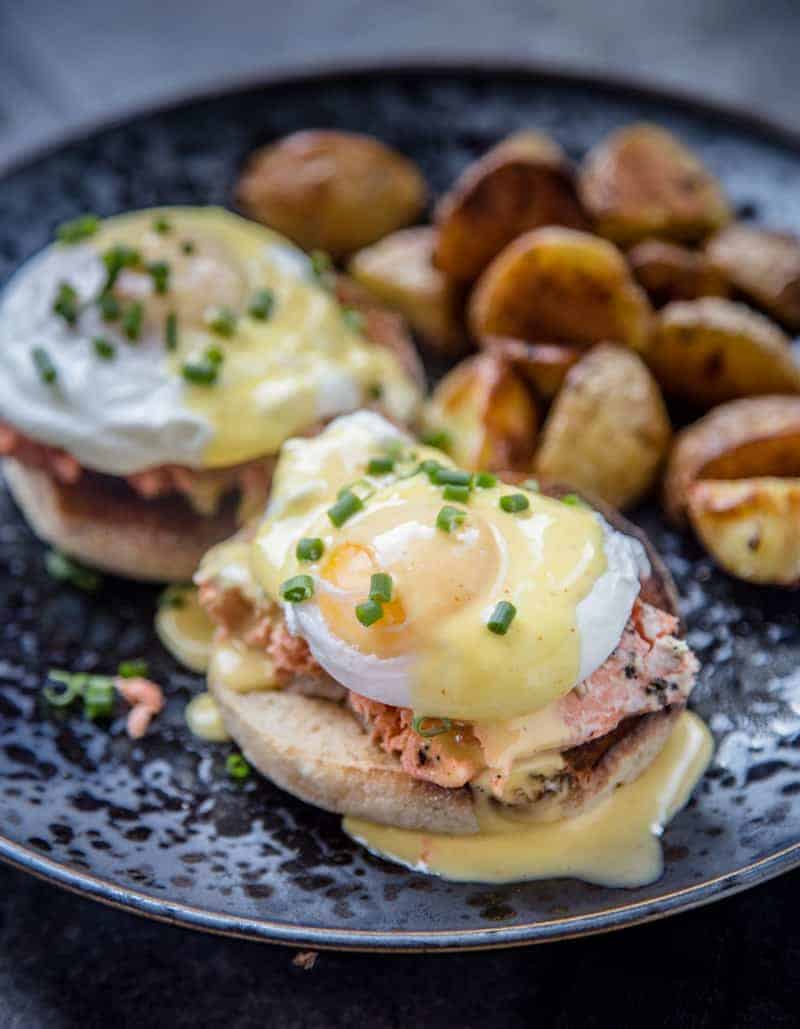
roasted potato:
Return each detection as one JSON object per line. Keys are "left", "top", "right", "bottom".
{"left": 628, "top": 238, "right": 730, "bottom": 306}
{"left": 579, "top": 123, "right": 731, "bottom": 246}
{"left": 236, "top": 130, "right": 426, "bottom": 257}
{"left": 706, "top": 224, "right": 800, "bottom": 330}
{"left": 663, "top": 395, "right": 800, "bottom": 523}
{"left": 348, "top": 228, "right": 465, "bottom": 355}
{"left": 423, "top": 352, "right": 538, "bottom": 472}
{"left": 433, "top": 131, "right": 587, "bottom": 282}
{"left": 468, "top": 227, "right": 653, "bottom": 350}
{"left": 535, "top": 343, "right": 671, "bottom": 509}
{"left": 480, "top": 337, "right": 582, "bottom": 400}
{"left": 649, "top": 297, "right": 800, "bottom": 407}
{"left": 686, "top": 477, "right": 800, "bottom": 585}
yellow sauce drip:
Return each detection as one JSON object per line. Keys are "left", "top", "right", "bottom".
{"left": 155, "top": 587, "right": 214, "bottom": 673}
{"left": 185, "top": 691, "right": 231, "bottom": 742}
{"left": 344, "top": 712, "right": 712, "bottom": 887}
{"left": 208, "top": 638, "right": 276, "bottom": 693}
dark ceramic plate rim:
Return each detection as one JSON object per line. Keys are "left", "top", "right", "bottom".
{"left": 3, "top": 58, "right": 800, "bottom": 952}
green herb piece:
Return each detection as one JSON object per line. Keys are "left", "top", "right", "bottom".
{"left": 411, "top": 716, "right": 453, "bottom": 738}
{"left": 369, "top": 573, "right": 393, "bottom": 604}
{"left": 474, "top": 471, "right": 497, "bottom": 489}
{"left": 56, "top": 214, "right": 100, "bottom": 244}
{"left": 421, "top": 428, "right": 452, "bottom": 452}
{"left": 182, "top": 347, "right": 224, "bottom": 385}
{"left": 296, "top": 537, "right": 324, "bottom": 562}
{"left": 342, "top": 307, "right": 364, "bottom": 333}
{"left": 499, "top": 493, "right": 530, "bottom": 514}
{"left": 367, "top": 383, "right": 383, "bottom": 400}
{"left": 117, "top": 659, "right": 149, "bottom": 679}
{"left": 165, "top": 311, "right": 178, "bottom": 351}
{"left": 420, "top": 459, "right": 443, "bottom": 481}
{"left": 443, "top": 483, "right": 470, "bottom": 503}
{"left": 152, "top": 215, "right": 172, "bottom": 234}
{"left": 205, "top": 306, "right": 237, "bottom": 338}
{"left": 226, "top": 752, "right": 251, "bottom": 781}
{"left": 436, "top": 505, "right": 466, "bottom": 534}
{"left": 341, "top": 478, "right": 375, "bottom": 503}
{"left": 147, "top": 260, "right": 170, "bottom": 294}
{"left": 32, "top": 346, "right": 58, "bottom": 385}
{"left": 487, "top": 601, "right": 516, "bottom": 635}
{"left": 92, "top": 336, "right": 115, "bottom": 360}
{"left": 367, "top": 455, "right": 395, "bottom": 476}
{"left": 355, "top": 598, "right": 384, "bottom": 627}
{"left": 280, "top": 574, "right": 315, "bottom": 603}
{"left": 102, "top": 244, "right": 141, "bottom": 291}
{"left": 248, "top": 288, "right": 275, "bottom": 320}
{"left": 43, "top": 670, "right": 85, "bottom": 708}
{"left": 310, "top": 249, "right": 333, "bottom": 280}
{"left": 432, "top": 467, "right": 472, "bottom": 488}
{"left": 98, "top": 292, "right": 120, "bottom": 322}
{"left": 84, "top": 677, "right": 115, "bottom": 720}
{"left": 53, "top": 281, "right": 79, "bottom": 325}
{"left": 181, "top": 240, "right": 196, "bottom": 255}
{"left": 159, "top": 585, "right": 187, "bottom": 609}
{"left": 44, "top": 549, "right": 102, "bottom": 592}
{"left": 122, "top": 301, "right": 144, "bottom": 341}
{"left": 328, "top": 489, "right": 364, "bottom": 528}
{"left": 561, "top": 493, "right": 585, "bottom": 507}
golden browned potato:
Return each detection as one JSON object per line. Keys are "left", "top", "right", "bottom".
{"left": 535, "top": 344, "right": 671, "bottom": 509}
{"left": 423, "top": 352, "right": 538, "bottom": 471}
{"left": 236, "top": 130, "right": 427, "bottom": 257}
{"left": 348, "top": 228, "right": 466, "bottom": 355}
{"left": 706, "top": 224, "right": 800, "bottom": 330}
{"left": 649, "top": 297, "right": 800, "bottom": 407}
{"left": 686, "top": 477, "right": 800, "bottom": 585}
{"left": 579, "top": 123, "right": 731, "bottom": 246}
{"left": 468, "top": 227, "right": 653, "bottom": 350}
{"left": 628, "top": 238, "right": 730, "bottom": 306}
{"left": 433, "top": 131, "right": 587, "bottom": 282}
{"left": 480, "top": 337, "right": 582, "bottom": 399}
{"left": 663, "top": 395, "right": 800, "bottom": 523}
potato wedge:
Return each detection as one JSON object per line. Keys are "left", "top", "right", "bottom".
{"left": 480, "top": 337, "right": 582, "bottom": 399}
{"left": 686, "top": 477, "right": 800, "bottom": 585}
{"left": 663, "top": 395, "right": 800, "bottom": 524}
{"left": 236, "top": 130, "right": 426, "bottom": 257}
{"left": 535, "top": 343, "right": 671, "bottom": 509}
{"left": 650, "top": 297, "right": 800, "bottom": 407}
{"left": 423, "top": 352, "right": 538, "bottom": 472}
{"left": 469, "top": 227, "right": 653, "bottom": 350}
{"left": 433, "top": 131, "right": 587, "bottom": 282}
{"left": 628, "top": 238, "right": 730, "bottom": 306}
{"left": 706, "top": 224, "right": 800, "bottom": 330}
{"left": 579, "top": 123, "right": 731, "bottom": 245}
{"left": 348, "top": 228, "right": 465, "bottom": 355}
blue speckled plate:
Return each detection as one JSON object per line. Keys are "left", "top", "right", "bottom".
{"left": 2, "top": 62, "right": 800, "bottom": 951}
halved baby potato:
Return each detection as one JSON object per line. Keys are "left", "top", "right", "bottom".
{"left": 236, "top": 130, "right": 427, "bottom": 257}
{"left": 348, "top": 227, "right": 466, "bottom": 355}
{"left": 433, "top": 131, "right": 587, "bottom": 283}
{"left": 649, "top": 297, "right": 800, "bottom": 408}
{"left": 663, "top": 395, "right": 800, "bottom": 524}
{"left": 481, "top": 338, "right": 583, "bottom": 400}
{"left": 706, "top": 224, "right": 800, "bottom": 330}
{"left": 423, "top": 352, "right": 538, "bottom": 472}
{"left": 628, "top": 238, "right": 730, "bottom": 307}
{"left": 579, "top": 123, "right": 731, "bottom": 246}
{"left": 686, "top": 477, "right": 800, "bottom": 586}
{"left": 535, "top": 343, "right": 671, "bottom": 509}
{"left": 468, "top": 227, "right": 653, "bottom": 350}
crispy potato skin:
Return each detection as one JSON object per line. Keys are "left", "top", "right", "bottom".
{"left": 433, "top": 131, "right": 587, "bottom": 282}
{"left": 628, "top": 238, "right": 730, "bottom": 307}
{"left": 687, "top": 477, "right": 800, "bottom": 586}
{"left": 649, "top": 297, "right": 800, "bottom": 408}
{"left": 423, "top": 352, "right": 538, "bottom": 472}
{"left": 236, "top": 130, "right": 426, "bottom": 257}
{"left": 706, "top": 224, "right": 800, "bottom": 330}
{"left": 663, "top": 395, "right": 800, "bottom": 524}
{"left": 348, "top": 227, "right": 466, "bottom": 355}
{"left": 535, "top": 343, "right": 671, "bottom": 509}
{"left": 468, "top": 226, "right": 653, "bottom": 350}
{"left": 579, "top": 123, "right": 731, "bottom": 246}
{"left": 481, "top": 337, "right": 583, "bottom": 399}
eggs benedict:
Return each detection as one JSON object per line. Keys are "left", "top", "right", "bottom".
{"left": 190, "top": 412, "right": 709, "bottom": 885}
{"left": 0, "top": 208, "right": 422, "bottom": 580}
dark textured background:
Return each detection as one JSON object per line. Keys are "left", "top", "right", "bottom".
{"left": 3, "top": 2, "right": 800, "bottom": 1026}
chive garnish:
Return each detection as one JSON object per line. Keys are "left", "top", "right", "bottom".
{"left": 122, "top": 301, "right": 144, "bottom": 341}
{"left": 98, "top": 292, "right": 120, "bottom": 322}
{"left": 56, "top": 214, "right": 100, "bottom": 244}
{"left": 310, "top": 249, "right": 333, "bottom": 280}
{"left": 165, "top": 311, "right": 178, "bottom": 351}
{"left": 43, "top": 670, "right": 116, "bottom": 720}
{"left": 147, "top": 260, "right": 170, "bottom": 295}
{"left": 367, "top": 383, "right": 383, "bottom": 400}
{"left": 328, "top": 489, "right": 363, "bottom": 527}
{"left": 487, "top": 601, "right": 516, "bottom": 635}
{"left": 421, "top": 428, "right": 452, "bottom": 452}
{"left": 436, "top": 505, "right": 466, "bottom": 533}
{"left": 342, "top": 307, "right": 364, "bottom": 333}
{"left": 159, "top": 585, "right": 187, "bottom": 609}
{"left": 296, "top": 537, "right": 324, "bottom": 562}
{"left": 420, "top": 459, "right": 443, "bottom": 482}
{"left": 43, "top": 671, "right": 84, "bottom": 708}
{"left": 280, "top": 574, "right": 315, "bottom": 603}
{"left": 84, "top": 678, "right": 116, "bottom": 720}
{"left": 432, "top": 467, "right": 472, "bottom": 488}
{"left": 102, "top": 244, "right": 141, "bottom": 291}
{"left": 92, "top": 336, "right": 115, "bottom": 360}
{"left": 412, "top": 716, "right": 453, "bottom": 738}
{"left": 152, "top": 215, "right": 172, "bottom": 234}
{"left": 205, "top": 306, "right": 237, "bottom": 338}
{"left": 561, "top": 493, "right": 585, "bottom": 507}
{"left": 367, "top": 455, "right": 395, "bottom": 475}
{"left": 248, "top": 288, "right": 275, "bottom": 320}
{"left": 117, "top": 659, "right": 148, "bottom": 678}
{"left": 499, "top": 493, "right": 530, "bottom": 513}
{"left": 474, "top": 471, "right": 497, "bottom": 489}
{"left": 443, "top": 483, "right": 470, "bottom": 503}
{"left": 32, "top": 347, "right": 58, "bottom": 385}
{"left": 356, "top": 598, "right": 384, "bottom": 627}
{"left": 369, "top": 573, "right": 393, "bottom": 604}
{"left": 226, "top": 752, "right": 251, "bottom": 781}
{"left": 181, "top": 240, "right": 196, "bottom": 255}
{"left": 53, "top": 281, "right": 79, "bottom": 325}
{"left": 181, "top": 351, "right": 221, "bottom": 386}
{"left": 44, "top": 549, "right": 102, "bottom": 592}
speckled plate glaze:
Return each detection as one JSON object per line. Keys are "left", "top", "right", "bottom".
{"left": 2, "top": 63, "right": 800, "bottom": 952}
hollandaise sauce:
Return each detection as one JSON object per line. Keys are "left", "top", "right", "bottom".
{"left": 155, "top": 586, "right": 215, "bottom": 673}
{"left": 184, "top": 691, "right": 231, "bottom": 742}
{"left": 344, "top": 712, "right": 712, "bottom": 887}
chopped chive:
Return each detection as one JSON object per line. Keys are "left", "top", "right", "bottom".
{"left": 421, "top": 428, "right": 452, "bottom": 452}
{"left": 92, "top": 336, "right": 115, "bottom": 360}
{"left": 102, "top": 244, "right": 141, "bottom": 291}
{"left": 356, "top": 598, "right": 383, "bottom": 627}
{"left": 98, "top": 292, "right": 120, "bottom": 322}
{"left": 561, "top": 493, "right": 586, "bottom": 507}
{"left": 56, "top": 213, "right": 99, "bottom": 244}
{"left": 310, "top": 249, "right": 333, "bottom": 280}
{"left": 443, "top": 483, "right": 470, "bottom": 503}
{"left": 341, "top": 307, "right": 364, "bottom": 333}
{"left": 420, "top": 459, "right": 443, "bottom": 482}
{"left": 499, "top": 493, "right": 530, "bottom": 513}
{"left": 32, "top": 346, "right": 58, "bottom": 385}
{"left": 159, "top": 585, "right": 187, "bottom": 609}
{"left": 340, "top": 478, "right": 374, "bottom": 503}
{"left": 411, "top": 715, "right": 453, "bottom": 738}
{"left": 205, "top": 344, "right": 224, "bottom": 367}
{"left": 181, "top": 356, "right": 220, "bottom": 386}
{"left": 152, "top": 215, "right": 172, "bottom": 234}
{"left": 181, "top": 240, "right": 196, "bottom": 255}
{"left": 487, "top": 601, "right": 516, "bottom": 635}
{"left": 165, "top": 311, "right": 178, "bottom": 351}
{"left": 44, "top": 549, "right": 102, "bottom": 592}
{"left": 147, "top": 260, "right": 170, "bottom": 295}
{"left": 474, "top": 471, "right": 497, "bottom": 489}
{"left": 43, "top": 670, "right": 84, "bottom": 708}
{"left": 367, "top": 383, "right": 383, "bottom": 401}
{"left": 226, "top": 752, "right": 251, "bottom": 781}
{"left": 369, "top": 573, "right": 393, "bottom": 604}
{"left": 383, "top": 439, "right": 406, "bottom": 460}
{"left": 205, "top": 306, "right": 237, "bottom": 338}
{"left": 117, "top": 659, "right": 148, "bottom": 679}
{"left": 53, "top": 281, "right": 79, "bottom": 325}
{"left": 296, "top": 537, "right": 324, "bottom": 562}
{"left": 436, "top": 505, "right": 466, "bottom": 534}
{"left": 248, "top": 288, "right": 275, "bottom": 320}
{"left": 328, "top": 489, "right": 363, "bottom": 528}
{"left": 367, "top": 455, "right": 395, "bottom": 475}
{"left": 122, "top": 301, "right": 144, "bottom": 341}
{"left": 280, "top": 574, "right": 314, "bottom": 603}
{"left": 432, "top": 467, "right": 472, "bottom": 488}
{"left": 523, "top": 478, "right": 540, "bottom": 492}
{"left": 84, "top": 678, "right": 115, "bottom": 720}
